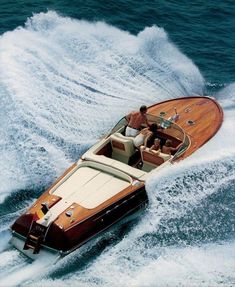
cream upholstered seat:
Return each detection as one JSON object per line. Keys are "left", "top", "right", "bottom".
{"left": 110, "top": 133, "right": 136, "bottom": 164}
{"left": 140, "top": 146, "right": 171, "bottom": 172}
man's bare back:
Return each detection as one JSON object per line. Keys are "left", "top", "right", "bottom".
{"left": 127, "top": 111, "right": 147, "bottom": 129}
{"left": 125, "top": 105, "right": 149, "bottom": 137}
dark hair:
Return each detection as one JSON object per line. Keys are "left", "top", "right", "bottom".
{"left": 149, "top": 123, "right": 158, "bottom": 132}
{"left": 140, "top": 105, "right": 147, "bottom": 112}
{"left": 165, "top": 139, "right": 172, "bottom": 147}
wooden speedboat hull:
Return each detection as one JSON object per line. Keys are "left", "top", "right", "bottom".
{"left": 12, "top": 184, "right": 147, "bottom": 255}
{"left": 11, "top": 160, "right": 148, "bottom": 259}
{"left": 10, "top": 96, "right": 223, "bottom": 260}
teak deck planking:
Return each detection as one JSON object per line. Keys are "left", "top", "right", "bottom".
{"left": 148, "top": 96, "right": 223, "bottom": 159}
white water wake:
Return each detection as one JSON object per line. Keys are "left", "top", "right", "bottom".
{"left": 0, "top": 11, "right": 203, "bottom": 203}
{"left": 0, "top": 11, "right": 234, "bottom": 287}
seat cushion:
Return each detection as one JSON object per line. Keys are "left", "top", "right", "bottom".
{"left": 110, "top": 133, "right": 135, "bottom": 156}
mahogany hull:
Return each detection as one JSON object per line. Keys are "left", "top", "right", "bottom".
{"left": 12, "top": 185, "right": 147, "bottom": 254}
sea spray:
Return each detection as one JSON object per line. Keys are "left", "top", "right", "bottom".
{"left": 0, "top": 11, "right": 234, "bottom": 287}
{"left": 0, "top": 255, "right": 57, "bottom": 287}
{"left": 0, "top": 11, "right": 204, "bottom": 203}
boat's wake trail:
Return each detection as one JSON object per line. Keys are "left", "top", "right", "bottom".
{"left": 0, "top": 10, "right": 234, "bottom": 287}
{"left": 0, "top": 11, "right": 203, "bottom": 203}
{"left": 0, "top": 252, "right": 56, "bottom": 287}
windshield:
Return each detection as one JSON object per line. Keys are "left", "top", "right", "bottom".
{"left": 108, "top": 116, "right": 128, "bottom": 136}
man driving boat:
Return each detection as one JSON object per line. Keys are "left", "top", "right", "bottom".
{"left": 125, "top": 105, "right": 150, "bottom": 137}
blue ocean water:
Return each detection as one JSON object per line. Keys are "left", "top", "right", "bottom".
{"left": 0, "top": 1, "right": 234, "bottom": 286}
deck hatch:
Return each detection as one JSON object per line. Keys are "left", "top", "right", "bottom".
{"left": 187, "top": 120, "right": 195, "bottom": 126}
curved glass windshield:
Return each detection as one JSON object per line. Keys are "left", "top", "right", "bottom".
{"left": 108, "top": 116, "right": 128, "bottom": 136}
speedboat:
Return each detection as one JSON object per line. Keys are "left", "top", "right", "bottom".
{"left": 10, "top": 96, "right": 223, "bottom": 261}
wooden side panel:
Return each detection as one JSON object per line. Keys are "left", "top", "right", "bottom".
{"left": 159, "top": 127, "right": 184, "bottom": 141}
{"left": 156, "top": 130, "right": 182, "bottom": 147}
{"left": 96, "top": 142, "right": 112, "bottom": 157}
{"left": 142, "top": 151, "right": 164, "bottom": 166}
{"left": 112, "top": 140, "right": 125, "bottom": 150}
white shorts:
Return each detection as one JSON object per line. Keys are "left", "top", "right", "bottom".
{"left": 125, "top": 126, "right": 139, "bottom": 137}
{"left": 133, "top": 133, "right": 145, "bottom": 147}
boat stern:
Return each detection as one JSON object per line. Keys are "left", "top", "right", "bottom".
{"left": 10, "top": 231, "right": 61, "bottom": 262}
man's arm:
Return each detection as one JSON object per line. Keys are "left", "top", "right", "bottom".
{"left": 125, "top": 112, "right": 132, "bottom": 123}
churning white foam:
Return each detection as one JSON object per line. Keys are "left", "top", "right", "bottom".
{"left": 0, "top": 254, "right": 56, "bottom": 287}
{"left": 26, "top": 151, "right": 235, "bottom": 287}
{"left": 0, "top": 11, "right": 234, "bottom": 287}
{"left": 0, "top": 11, "right": 204, "bottom": 202}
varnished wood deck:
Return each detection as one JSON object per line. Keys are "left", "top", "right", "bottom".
{"left": 148, "top": 96, "right": 223, "bottom": 159}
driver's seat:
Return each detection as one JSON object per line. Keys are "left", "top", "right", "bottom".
{"left": 110, "top": 133, "right": 135, "bottom": 164}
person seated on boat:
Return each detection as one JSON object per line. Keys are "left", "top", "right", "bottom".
{"left": 162, "top": 139, "right": 183, "bottom": 155}
{"left": 125, "top": 105, "right": 150, "bottom": 137}
{"left": 144, "top": 122, "right": 163, "bottom": 147}
{"left": 133, "top": 123, "right": 158, "bottom": 148}
{"left": 149, "top": 138, "right": 161, "bottom": 154}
